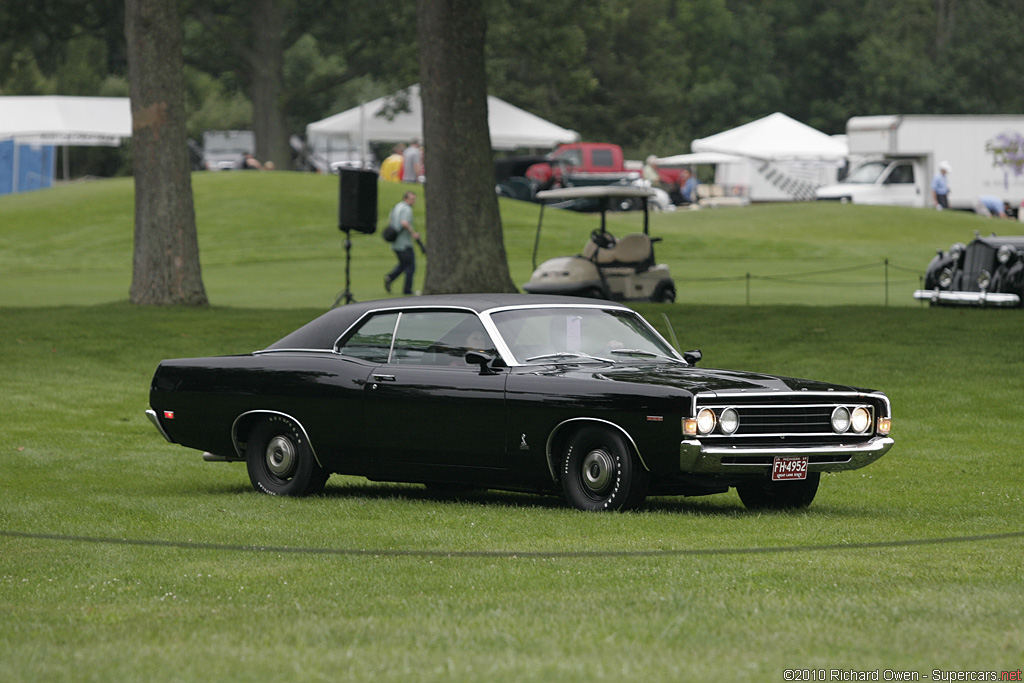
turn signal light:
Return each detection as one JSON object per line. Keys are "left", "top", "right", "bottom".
{"left": 877, "top": 417, "right": 891, "bottom": 436}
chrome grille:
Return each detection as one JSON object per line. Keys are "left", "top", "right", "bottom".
{"left": 694, "top": 397, "right": 878, "bottom": 442}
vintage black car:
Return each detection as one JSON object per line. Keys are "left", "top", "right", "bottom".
{"left": 147, "top": 295, "right": 893, "bottom": 511}
{"left": 913, "top": 232, "right": 1024, "bottom": 307}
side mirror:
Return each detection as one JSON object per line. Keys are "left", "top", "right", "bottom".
{"left": 465, "top": 351, "right": 502, "bottom": 375}
{"left": 683, "top": 349, "right": 702, "bottom": 365}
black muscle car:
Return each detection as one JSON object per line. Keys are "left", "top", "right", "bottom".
{"left": 147, "top": 294, "right": 894, "bottom": 511}
{"left": 913, "top": 232, "right": 1024, "bottom": 307}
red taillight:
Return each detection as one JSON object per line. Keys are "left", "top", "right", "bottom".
{"left": 163, "top": 411, "right": 175, "bottom": 420}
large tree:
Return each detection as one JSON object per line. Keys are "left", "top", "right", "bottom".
{"left": 417, "top": 0, "right": 516, "bottom": 294}
{"left": 125, "top": 0, "right": 207, "bottom": 305}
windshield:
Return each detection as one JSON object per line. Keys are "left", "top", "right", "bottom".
{"left": 489, "top": 307, "right": 679, "bottom": 365}
{"left": 844, "top": 161, "right": 889, "bottom": 184}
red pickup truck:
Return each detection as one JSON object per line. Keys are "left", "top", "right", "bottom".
{"left": 526, "top": 142, "right": 683, "bottom": 188}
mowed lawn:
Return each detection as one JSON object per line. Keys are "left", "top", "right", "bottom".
{"left": 1, "top": 174, "right": 1022, "bottom": 681}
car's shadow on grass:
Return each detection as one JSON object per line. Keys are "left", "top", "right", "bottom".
{"left": 199, "top": 477, "right": 882, "bottom": 519}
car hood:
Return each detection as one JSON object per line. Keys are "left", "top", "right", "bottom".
{"left": 538, "top": 363, "right": 865, "bottom": 396}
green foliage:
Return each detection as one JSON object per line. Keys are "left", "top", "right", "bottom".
{"left": 4, "top": 0, "right": 1024, "bottom": 166}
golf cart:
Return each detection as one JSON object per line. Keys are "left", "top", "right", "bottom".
{"left": 522, "top": 186, "right": 676, "bottom": 303}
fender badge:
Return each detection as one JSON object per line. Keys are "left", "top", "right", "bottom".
{"left": 646, "top": 415, "right": 663, "bottom": 422}
{"left": 520, "top": 434, "right": 529, "bottom": 451}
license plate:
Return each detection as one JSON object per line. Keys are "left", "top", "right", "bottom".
{"left": 772, "top": 455, "right": 808, "bottom": 481}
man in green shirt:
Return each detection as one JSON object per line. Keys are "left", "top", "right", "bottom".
{"left": 384, "top": 191, "right": 420, "bottom": 295}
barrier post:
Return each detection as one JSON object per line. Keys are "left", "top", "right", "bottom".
{"left": 885, "top": 259, "right": 889, "bottom": 307}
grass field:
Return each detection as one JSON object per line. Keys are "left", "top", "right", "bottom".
{"left": 2, "top": 174, "right": 1022, "bottom": 681}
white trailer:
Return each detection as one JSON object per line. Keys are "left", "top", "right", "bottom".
{"left": 816, "top": 115, "right": 1024, "bottom": 212}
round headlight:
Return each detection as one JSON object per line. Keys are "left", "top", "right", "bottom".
{"left": 949, "top": 242, "right": 965, "bottom": 260}
{"left": 978, "top": 270, "right": 991, "bottom": 290}
{"left": 998, "top": 244, "right": 1016, "bottom": 265}
{"left": 696, "top": 408, "right": 717, "bottom": 435}
{"left": 719, "top": 407, "right": 740, "bottom": 435}
{"left": 938, "top": 268, "right": 954, "bottom": 288}
{"left": 850, "top": 406, "right": 871, "bottom": 434}
{"left": 831, "top": 406, "right": 851, "bottom": 433}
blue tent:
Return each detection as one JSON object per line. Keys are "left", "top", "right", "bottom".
{"left": 0, "top": 140, "right": 56, "bottom": 194}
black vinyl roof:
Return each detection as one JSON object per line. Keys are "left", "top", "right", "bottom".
{"left": 265, "top": 293, "right": 628, "bottom": 351}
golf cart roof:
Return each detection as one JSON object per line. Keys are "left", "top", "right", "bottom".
{"left": 536, "top": 186, "right": 656, "bottom": 201}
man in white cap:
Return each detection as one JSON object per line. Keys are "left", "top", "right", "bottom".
{"left": 932, "top": 161, "right": 951, "bottom": 209}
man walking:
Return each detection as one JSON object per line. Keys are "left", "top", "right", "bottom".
{"left": 384, "top": 191, "right": 420, "bottom": 295}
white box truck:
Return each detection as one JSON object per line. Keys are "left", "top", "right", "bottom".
{"left": 816, "top": 115, "right": 1024, "bottom": 212}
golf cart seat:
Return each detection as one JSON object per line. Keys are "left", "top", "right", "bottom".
{"left": 582, "top": 232, "right": 655, "bottom": 272}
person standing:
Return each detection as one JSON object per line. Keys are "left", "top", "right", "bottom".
{"left": 384, "top": 191, "right": 420, "bottom": 295}
{"left": 379, "top": 144, "right": 405, "bottom": 182}
{"left": 403, "top": 139, "right": 422, "bottom": 183}
{"left": 931, "top": 161, "right": 951, "bottom": 209}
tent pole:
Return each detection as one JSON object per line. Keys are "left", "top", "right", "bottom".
{"left": 12, "top": 138, "right": 20, "bottom": 193}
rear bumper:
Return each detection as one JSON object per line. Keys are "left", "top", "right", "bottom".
{"left": 145, "top": 409, "right": 174, "bottom": 443}
{"left": 680, "top": 436, "right": 894, "bottom": 474}
{"left": 913, "top": 289, "right": 1020, "bottom": 307}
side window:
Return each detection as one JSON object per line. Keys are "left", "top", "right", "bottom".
{"left": 591, "top": 149, "right": 615, "bottom": 169}
{"left": 554, "top": 148, "right": 582, "bottom": 166}
{"left": 886, "top": 163, "right": 915, "bottom": 185}
{"left": 336, "top": 313, "right": 399, "bottom": 363}
{"left": 392, "top": 311, "right": 496, "bottom": 366}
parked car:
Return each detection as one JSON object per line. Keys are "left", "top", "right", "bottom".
{"left": 523, "top": 186, "right": 676, "bottom": 302}
{"left": 913, "top": 233, "right": 1024, "bottom": 307}
{"left": 147, "top": 295, "right": 893, "bottom": 511}
{"left": 201, "top": 130, "right": 254, "bottom": 171}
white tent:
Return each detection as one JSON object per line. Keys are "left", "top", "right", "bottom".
{"left": 0, "top": 96, "right": 132, "bottom": 146}
{"left": 689, "top": 113, "right": 848, "bottom": 201}
{"left": 306, "top": 85, "right": 579, "bottom": 167}
{"left": 0, "top": 96, "right": 132, "bottom": 194}
{"left": 691, "top": 112, "right": 847, "bottom": 162}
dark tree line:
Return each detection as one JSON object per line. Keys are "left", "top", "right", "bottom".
{"left": 4, "top": 0, "right": 1023, "bottom": 168}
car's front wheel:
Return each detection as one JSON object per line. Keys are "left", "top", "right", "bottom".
{"left": 562, "top": 425, "right": 648, "bottom": 511}
{"left": 246, "top": 415, "right": 328, "bottom": 496}
{"left": 735, "top": 472, "right": 820, "bottom": 510}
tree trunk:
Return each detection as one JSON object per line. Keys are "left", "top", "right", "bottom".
{"left": 249, "top": 0, "right": 290, "bottom": 169}
{"left": 125, "top": 0, "right": 208, "bottom": 306}
{"left": 417, "top": 0, "right": 517, "bottom": 294}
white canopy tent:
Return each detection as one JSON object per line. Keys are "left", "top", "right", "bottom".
{"left": 0, "top": 96, "right": 132, "bottom": 193}
{"left": 688, "top": 113, "right": 848, "bottom": 201}
{"left": 306, "top": 85, "right": 580, "bottom": 169}
{"left": 0, "top": 96, "right": 131, "bottom": 146}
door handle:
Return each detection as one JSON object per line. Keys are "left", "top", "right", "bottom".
{"left": 373, "top": 374, "right": 396, "bottom": 382}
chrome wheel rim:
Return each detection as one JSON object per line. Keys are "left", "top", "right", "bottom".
{"left": 581, "top": 448, "right": 614, "bottom": 495}
{"left": 265, "top": 435, "right": 297, "bottom": 478}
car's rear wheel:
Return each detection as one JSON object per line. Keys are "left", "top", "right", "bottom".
{"left": 562, "top": 425, "right": 648, "bottom": 511}
{"left": 246, "top": 415, "right": 328, "bottom": 496}
{"left": 735, "top": 472, "right": 820, "bottom": 510}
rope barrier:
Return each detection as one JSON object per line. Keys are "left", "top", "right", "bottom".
{"left": 671, "top": 261, "right": 924, "bottom": 305}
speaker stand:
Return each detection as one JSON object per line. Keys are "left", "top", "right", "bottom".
{"left": 332, "top": 231, "right": 356, "bottom": 308}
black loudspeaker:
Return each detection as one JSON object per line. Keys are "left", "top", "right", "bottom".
{"left": 338, "top": 168, "right": 378, "bottom": 234}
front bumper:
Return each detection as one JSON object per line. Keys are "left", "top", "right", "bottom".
{"left": 913, "top": 289, "right": 1020, "bottom": 307}
{"left": 680, "top": 436, "right": 894, "bottom": 474}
